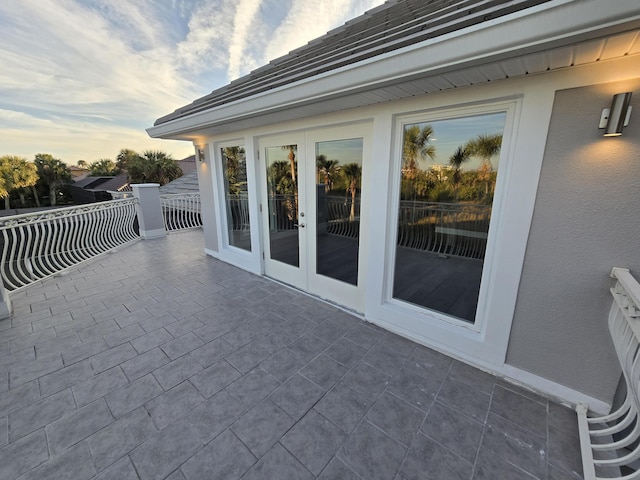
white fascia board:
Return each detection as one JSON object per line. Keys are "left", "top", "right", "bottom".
{"left": 147, "top": 0, "right": 640, "bottom": 139}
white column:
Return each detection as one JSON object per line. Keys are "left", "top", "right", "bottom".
{"left": 132, "top": 183, "right": 166, "bottom": 239}
{"left": 0, "top": 281, "right": 11, "bottom": 320}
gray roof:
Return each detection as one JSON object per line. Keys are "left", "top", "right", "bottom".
{"left": 155, "top": 0, "right": 550, "bottom": 126}
{"left": 72, "top": 174, "right": 129, "bottom": 191}
{"left": 159, "top": 171, "right": 199, "bottom": 194}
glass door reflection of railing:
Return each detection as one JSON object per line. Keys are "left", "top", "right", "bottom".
{"left": 242, "top": 196, "right": 490, "bottom": 260}
{"left": 397, "top": 201, "right": 491, "bottom": 260}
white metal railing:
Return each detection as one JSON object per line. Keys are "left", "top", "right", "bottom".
{"left": 578, "top": 267, "right": 640, "bottom": 479}
{"left": 160, "top": 193, "right": 202, "bottom": 232}
{"left": 226, "top": 193, "right": 251, "bottom": 232}
{"left": 397, "top": 201, "right": 491, "bottom": 259}
{"left": 0, "top": 199, "right": 139, "bottom": 292}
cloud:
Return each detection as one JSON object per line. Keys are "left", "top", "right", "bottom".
{"left": 263, "top": 0, "right": 385, "bottom": 63}
{"left": 227, "top": 0, "right": 264, "bottom": 80}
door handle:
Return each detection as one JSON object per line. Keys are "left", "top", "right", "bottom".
{"left": 295, "top": 223, "right": 305, "bottom": 228}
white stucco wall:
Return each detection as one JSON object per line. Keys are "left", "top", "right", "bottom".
{"left": 506, "top": 78, "right": 640, "bottom": 404}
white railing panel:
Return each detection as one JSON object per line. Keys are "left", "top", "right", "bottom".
{"left": 0, "top": 199, "right": 139, "bottom": 292}
{"left": 578, "top": 267, "right": 640, "bottom": 479}
{"left": 160, "top": 193, "right": 202, "bottom": 232}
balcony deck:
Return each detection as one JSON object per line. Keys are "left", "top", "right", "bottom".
{"left": 0, "top": 230, "right": 582, "bottom": 480}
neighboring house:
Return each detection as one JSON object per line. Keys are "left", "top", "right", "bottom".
{"left": 68, "top": 165, "right": 90, "bottom": 181}
{"left": 176, "top": 154, "right": 197, "bottom": 176}
{"left": 147, "top": 0, "right": 640, "bottom": 412}
{"left": 69, "top": 174, "right": 130, "bottom": 203}
{"left": 159, "top": 170, "right": 200, "bottom": 195}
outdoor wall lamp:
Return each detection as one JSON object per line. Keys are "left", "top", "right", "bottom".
{"left": 599, "top": 92, "right": 632, "bottom": 136}
{"left": 197, "top": 147, "right": 205, "bottom": 162}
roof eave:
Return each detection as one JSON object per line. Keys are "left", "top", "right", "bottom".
{"left": 147, "top": 0, "right": 640, "bottom": 140}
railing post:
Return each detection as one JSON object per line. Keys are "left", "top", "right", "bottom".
{"left": 0, "top": 280, "right": 11, "bottom": 320}
{"left": 132, "top": 184, "right": 166, "bottom": 239}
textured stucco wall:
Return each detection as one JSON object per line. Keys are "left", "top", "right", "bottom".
{"left": 506, "top": 79, "right": 640, "bottom": 403}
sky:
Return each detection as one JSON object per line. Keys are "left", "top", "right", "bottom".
{"left": 0, "top": 0, "right": 386, "bottom": 165}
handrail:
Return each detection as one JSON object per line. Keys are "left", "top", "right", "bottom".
{"left": 577, "top": 267, "right": 640, "bottom": 479}
{"left": 160, "top": 193, "right": 202, "bottom": 231}
{"left": 0, "top": 199, "right": 139, "bottom": 292}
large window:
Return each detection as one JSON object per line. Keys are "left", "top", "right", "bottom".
{"left": 393, "top": 112, "right": 506, "bottom": 323}
{"left": 221, "top": 146, "right": 251, "bottom": 251}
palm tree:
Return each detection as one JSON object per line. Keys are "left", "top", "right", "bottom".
{"left": 403, "top": 124, "right": 436, "bottom": 177}
{"left": 449, "top": 146, "right": 471, "bottom": 200}
{"left": 89, "top": 158, "right": 119, "bottom": 176}
{"left": 466, "top": 134, "right": 502, "bottom": 195}
{"left": 77, "top": 160, "right": 88, "bottom": 168}
{"left": 280, "top": 145, "right": 297, "bottom": 186}
{"left": 465, "top": 133, "right": 502, "bottom": 171}
{"left": 34, "top": 153, "right": 71, "bottom": 206}
{"left": 316, "top": 155, "right": 339, "bottom": 193}
{"left": 127, "top": 150, "right": 182, "bottom": 186}
{"left": 0, "top": 155, "right": 39, "bottom": 209}
{"left": 116, "top": 148, "right": 139, "bottom": 172}
{"left": 342, "top": 163, "right": 362, "bottom": 221}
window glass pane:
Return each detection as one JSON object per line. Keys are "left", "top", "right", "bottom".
{"left": 221, "top": 146, "right": 251, "bottom": 251}
{"left": 316, "top": 138, "right": 363, "bottom": 285}
{"left": 265, "top": 145, "right": 299, "bottom": 267}
{"left": 393, "top": 112, "right": 506, "bottom": 323}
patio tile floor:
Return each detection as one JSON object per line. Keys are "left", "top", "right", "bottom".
{"left": 0, "top": 230, "right": 583, "bottom": 479}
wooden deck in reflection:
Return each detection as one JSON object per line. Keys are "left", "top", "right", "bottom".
{"left": 267, "top": 231, "right": 482, "bottom": 322}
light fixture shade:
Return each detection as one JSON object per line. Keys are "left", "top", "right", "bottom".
{"left": 604, "top": 92, "right": 632, "bottom": 136}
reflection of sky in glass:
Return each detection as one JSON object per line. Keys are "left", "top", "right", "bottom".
{"left": 409, "top": 112, "right": 506, "bottom": 170}
{"left": 265, "top": 145, "right": 297, "bottom": 164}
{"left": 316, "top": 138, "right": 363, "bottom": 165}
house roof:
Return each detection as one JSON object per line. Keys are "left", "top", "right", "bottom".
{"left": 154, "top": 0, "right": 550, "bottom": 127}
{"left": 149, "top": 0, "right": 640, "bottom": 139}
{"left": 159, "top": 170, "right": 199, "bottom": 194}
{"left": 72, "top": 174, "right": 130, "bottom": 192}
{"left": 177, "top": 155, "right": 197, "bottom": 175}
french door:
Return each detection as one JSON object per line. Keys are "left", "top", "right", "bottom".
{"left": 259, "top": 125, "right": 370, "bottom": 312}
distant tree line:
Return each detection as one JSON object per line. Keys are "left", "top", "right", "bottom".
{"left": 0, "top": 148, "right": 183, "bottom": 209}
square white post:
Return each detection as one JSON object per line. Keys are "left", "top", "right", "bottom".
{"left": 132, "top": 183, "right": 166, "bottom": 239}
{"left": 0, "top": 281, "right": 10, "bottom": 320}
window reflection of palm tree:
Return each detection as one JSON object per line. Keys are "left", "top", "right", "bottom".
{"left": 465, "top": 134, "right": 502, "bottom": 197}
{"left": 449, "top": 146, "right": 470, "bottom": 201}
{"left": 403, "top": 124, "right": 436, "bottom": 179}
{"left": 342, "top": 163, "right": 361, "bottom": 222}
{"left": 316, "top": 155, "right": 340, "bottom": 193}
{"left": 281, "top": 145, "right": 298, "bottom": 221}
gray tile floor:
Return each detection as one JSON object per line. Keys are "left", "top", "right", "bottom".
{"left": 0, "top": 230, "right": 583, "bottom": 479}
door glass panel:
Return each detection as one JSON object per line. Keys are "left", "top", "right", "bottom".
{"left": 393, "top": 113, "right": 506, "bottom": 323}
{"left": 315, "top": 138, "right": 363, "bottom": 285}
{"left": 221, "top": 146, "right": 251, "bottom": 251}
{"left": 265, "top": 145, "right": 299, "bottom": 267}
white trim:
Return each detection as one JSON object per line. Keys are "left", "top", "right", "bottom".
{"left": 211, "top": 139, "right": 263, "bottom": 273}
{"left": 500, "top": 364, "right": 611, "bottom": 415}
{"left": 203, "top": 248, "right": 261, "bottom": 275}
{"left": 368, "top": 97, "right": 537, "bottom": 367}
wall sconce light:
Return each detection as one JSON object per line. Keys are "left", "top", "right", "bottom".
{"left": 599, "top": 92, "right": 632, "bottom": 136}
{"left": 197, "top": 147, "right": 205, "bottom": 162}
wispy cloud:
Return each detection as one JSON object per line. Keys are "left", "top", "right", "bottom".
{"left": 227, "top": 0, "right": 264, "bottom": 80}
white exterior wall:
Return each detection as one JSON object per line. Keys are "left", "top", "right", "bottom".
{"left": 194, "top": 54, "right": 639, "bottom": 409}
